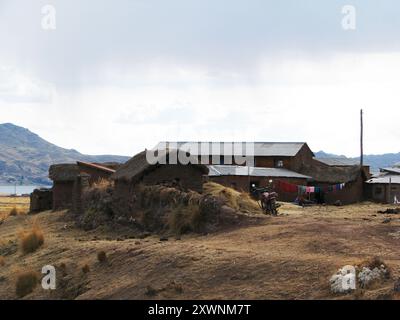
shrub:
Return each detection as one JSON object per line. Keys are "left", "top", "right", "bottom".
{"left": 97, "top": 251, "right": 107, "bottom": 263}
{"left": 9, "top": 207, "right": 18, "bottom": 216}
{"left": 15, "top": 270, "right": 39, "bottom": 298}
{"left": 19, "top": 224, "right": 44, "bottom": 254}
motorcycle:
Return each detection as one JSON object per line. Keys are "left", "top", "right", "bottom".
{"left": 250, "top": 185, "right": 279, "bottom": 216}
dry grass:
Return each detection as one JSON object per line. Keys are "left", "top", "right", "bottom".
{"left": 9, "top": 207, "right": 18, "bottom": 216}
{"left": 92, "top": 178, "right": 113, "bottom": 191}
{"left": 0, "top": 197, "right": 30, "bottom": 221}
{"left": 203, "top": 182, "right": 262, "bottom": 214}
{"left": 15, "top": 270, "right": 39, "bottom": 298}
{"left": 18, "top": 223, "right": 44, "bottom": 254}
{"left": 168, "top": 203, "right": 202, "bottom": 236}
{"left": 0, "top": 256, "right": 4, "bottom": 266}
{"left": 2, "top": 201, "right": 400, "bottom": 300}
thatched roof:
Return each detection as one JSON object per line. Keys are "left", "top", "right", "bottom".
{"left": 112, "top": 150, "right": 209, "bottom": 182}
{"left": 49, "top": 164, "right": 80, "bottom": 182}
{"left": 299, "top": 162, "right": 362, "bottom": 184}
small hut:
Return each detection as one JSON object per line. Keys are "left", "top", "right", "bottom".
{"left": 29, "top": 188, "right": 53, "bottom": 213}
{"left": 49, "top": 164, "right": 80, "bottom": 210}
{"left": 298, "top": 159, "right": 369, "bottom": 204}
{"left": 49, "top": 162, "right": 116, "bottom": 211}
{"left": 366, "top": 166, "right": 400, "bottom": 203}
{"left": 112, "top": 150, "right": 209, "bottom": 197}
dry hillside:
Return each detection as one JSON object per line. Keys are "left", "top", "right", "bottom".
{"left": 0, "top": 197, "right": 400, "bottom": 300}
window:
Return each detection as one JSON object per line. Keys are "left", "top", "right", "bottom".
{"left": 375, "top": 187, "right": 383, "bottom": 195}
{"left": 275, "top": 160, "right": 284, "bottom": 168}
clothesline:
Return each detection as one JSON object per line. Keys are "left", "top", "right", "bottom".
{"left": 276, "top": 180, "right": 346, "bottom": 194}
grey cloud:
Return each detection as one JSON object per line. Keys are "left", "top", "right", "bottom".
{"left": 1, "top": 0, "right": 400, "bottom": 87}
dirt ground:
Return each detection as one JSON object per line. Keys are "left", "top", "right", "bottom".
{"left": 0, "top": 199, "right": 400, "bottom": 300}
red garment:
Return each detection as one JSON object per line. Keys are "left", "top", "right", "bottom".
{"left": 278, "top": 180, "right": 297, "bottom": 193}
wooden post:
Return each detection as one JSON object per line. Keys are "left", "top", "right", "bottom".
{"left": 389, "top": 177, "right": 392, "bottom": 204}
{"left": 360, "top": 109, "right": 364, "bottom": 167}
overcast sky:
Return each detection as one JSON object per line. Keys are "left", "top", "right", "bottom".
{"left": 1, "top": 0, "right": 400, "bottom": 157}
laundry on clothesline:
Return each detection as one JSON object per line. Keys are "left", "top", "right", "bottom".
{"left": 276, "top": 180, "right": 346, "bottom": 194}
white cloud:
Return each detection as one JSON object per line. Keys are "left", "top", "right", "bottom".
{"left": 1, "top": 51, "right": 400, "bottom": 158}
{"left": 0, "top": 67, "right": 54, "bottom": 103}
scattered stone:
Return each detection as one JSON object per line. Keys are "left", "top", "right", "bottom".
{"left": 382, "top": 218, "right": 391, "bottom": 224}
{"left": 330, "top": 266, "right": 356, "bottom": 294}
{"left": 358, "top": 265, "right": 388, "bottom": 289}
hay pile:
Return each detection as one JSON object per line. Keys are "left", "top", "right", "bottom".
{"left": 203, "top": 182, "right": 262, "bottom": 214}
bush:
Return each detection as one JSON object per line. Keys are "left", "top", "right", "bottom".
{"left": 9, "top": 207, "right": 18, "bottom": 216}
{"left": 97, "top": 251, "right": 107, "bottom": 263}
{"left": 19, "top": 224, "right": 44, "bottom": 254}
{"left": 15, "top": 270, "right": 39, "bottom": 298}
{"left": 79, "top": 183, "right": 114, "bottom": 230}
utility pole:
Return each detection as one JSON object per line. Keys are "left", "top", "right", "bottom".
{"left": 360, "top": 109, "right": 364, "bottom": 167}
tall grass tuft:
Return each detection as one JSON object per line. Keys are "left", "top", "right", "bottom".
{"left": 18, "top": 223, "right": 44, "bottom": 254}
{"left": 15, "top": 270, "right": 39, "bottom": 298}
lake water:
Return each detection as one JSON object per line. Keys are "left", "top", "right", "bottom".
{"left": 0, "top": 185, "right": 50, "bottom": 196}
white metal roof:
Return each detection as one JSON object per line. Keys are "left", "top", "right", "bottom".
{"left": 156, "top": 142, "right": 309, "bottom": 157}
{"left": 207, "top": 165, "right": 312, "bottom": 179}
{"left": 381, "top": 167, "right": 400, "bottom": 175}
{"left": 366, "top": 175, "right": 400, "bottom": 184}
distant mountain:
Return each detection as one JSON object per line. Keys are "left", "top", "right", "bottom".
{"left": 314, "top": 151, "right": 347, "bottom": 159}
{"left": 314, "top": 150, "right": 400, "bottom": 173}
{"left": 0, "top": 123, "right": 130, "bottom": 185}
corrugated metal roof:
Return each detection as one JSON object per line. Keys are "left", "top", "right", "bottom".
{"left": 156, "top": 142, "right": 309, "bottom": 157}
{"left": 315, "top": 158, "right": 360, "bottom": 166}
{"left": 207, "top": 165, "right": 312, "bottom": 179}
{"left": 381, "top": 167, "right": 400, "bottom": 175}
{"left": 366, "top": 175, "right": 400, "bottom": 184}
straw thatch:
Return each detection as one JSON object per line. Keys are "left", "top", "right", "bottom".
{"left": 299, "top": 162, "right": 362, "bottom": 184}
{"left": 112, "top": 150, "right": 209, "bottom": 182}
{"left": 49, "top": 164, "right": 80, "bottom": 182}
